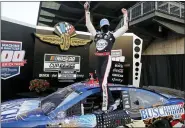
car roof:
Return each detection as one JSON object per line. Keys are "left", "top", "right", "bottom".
{"left": 71, "top": 82, "right": 140, "bottom": 93}
{"left": 70, "top": 82, "right": 171, "bottom": 98}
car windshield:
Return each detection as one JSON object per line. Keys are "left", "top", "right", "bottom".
{"left": 41, "top": 86, "right": 77, "bottom": 113}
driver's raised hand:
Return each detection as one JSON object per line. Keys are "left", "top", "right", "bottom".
{"left": 84, "top": 2, "right": 90, "bottom": 11}
{"left": 121, "top": 8, "right": 128, "bottom": 15}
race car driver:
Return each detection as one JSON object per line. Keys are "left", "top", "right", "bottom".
{"left": 84, "top": 2, "right": 128, "bottom": 112}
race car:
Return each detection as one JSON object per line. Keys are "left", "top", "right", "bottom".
{"left": 1, "top": 82, "right": 185, "bottom": 128}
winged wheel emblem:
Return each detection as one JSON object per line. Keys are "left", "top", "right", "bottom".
{"left": 35, "top": 22, "right": 91, "bottom": 50}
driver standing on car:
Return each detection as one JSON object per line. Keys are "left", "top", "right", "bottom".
{"left": 84, "top": 2, "right": 128, "bottom": 112}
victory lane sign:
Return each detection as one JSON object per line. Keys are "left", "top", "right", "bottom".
{"left": 43, "top": 54, "right": 81, "bottom": 82}
{"left": 44, "top": 54, "right": 80, "bottom": 72}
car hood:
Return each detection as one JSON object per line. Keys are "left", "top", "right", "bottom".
{"left": 1, "top": 98, "right": 42, "bottom": 122}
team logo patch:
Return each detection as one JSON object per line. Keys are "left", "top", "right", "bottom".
{"left": 1, "top": 40, "right": 27, "bottom": 80}
{"left": 96, "top": 39, "right": 108, "bottom": 51}
{"left": 104, "top": 35, "right": 108, "bottom": 39}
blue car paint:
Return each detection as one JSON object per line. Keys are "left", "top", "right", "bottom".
{"left": 50, "top": 88, "right": 100, "bottom": 118}
{"left": 1, "top": 83, "right": 184, "bottom": 127}
{"left": 1, "top": 99, "right": 41, "bottom": 121}
{"left": 1, "top": 86, "right": 100, "bottom": 127}
{"left": 167, "top": 98, "right": 185, "bottom": 105}
{"left": 2, "top": 115, "right": 49, "bottom": 127}
{"left": 48, "top": 114, "right": 97, "bottom": 127}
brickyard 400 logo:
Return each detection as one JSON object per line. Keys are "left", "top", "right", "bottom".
{"left": 1, "top": 40, "right": 27, "bottom": 80}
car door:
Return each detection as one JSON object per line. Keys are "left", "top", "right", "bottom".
{"left": 47, "top": 88, "right": 99, "bottom": 127}
{"left": 124, "top": 88, "right": 168, "bottom": 119}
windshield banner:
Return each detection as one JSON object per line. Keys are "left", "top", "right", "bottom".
{"left": 140, "top": 104, "right": 185, "bottom": 120}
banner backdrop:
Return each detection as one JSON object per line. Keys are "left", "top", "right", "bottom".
{"left": 140, "top": 55, "right": 185, "bottom": 91}
{"left": 34, "top": 26, "right": 90, "bottom": 84}
{"left": 1, "top": 19, "right": 35, "bottom": 101}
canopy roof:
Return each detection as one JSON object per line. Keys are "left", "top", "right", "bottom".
{"left": 37, "top": 1, "right": 137, "bottom": 31}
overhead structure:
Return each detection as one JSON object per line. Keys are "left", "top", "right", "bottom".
{"left": 116, "top": 1, "right": 185, "bottom": 50}
{"left": 37, "top": 1, "right": 137, "bottom": 31}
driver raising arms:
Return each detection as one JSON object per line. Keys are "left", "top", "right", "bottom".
{"left": 84, "top": 2, "right": 129, "bottom": 112}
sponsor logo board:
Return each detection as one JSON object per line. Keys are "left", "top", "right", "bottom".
{"left": 44, "top": 54, "right": 81, "bottom": 81}
{"left": 44, "top": 54, "right": 80, "bottom": 72}
{"left": 1, "top": 40, "right": 27, "bottom": 80}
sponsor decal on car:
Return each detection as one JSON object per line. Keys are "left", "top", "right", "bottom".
{"left": 140, "top": 104, "right": 184, "bottom": 120}
{"left": 47, "top": 114, "right": 97, "bottom": 127}
{"left": 1, "top": 101, "right": 23, "bottom": 121}
{"left": 1, "top": 100, "right": 40, "bottom": 121}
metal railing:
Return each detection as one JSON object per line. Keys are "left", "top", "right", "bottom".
{"left": 116, "top": 1, "right": 184, "bottom": 30}
{"left": 128, "top": 1, "right": 184, "bottom": 21}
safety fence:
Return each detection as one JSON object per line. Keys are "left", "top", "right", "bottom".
{"left": 118, "top": 1, "right": 184, "bottom": 28}
{"left": 129, "top": 1, "right": 184, "bottom": 21}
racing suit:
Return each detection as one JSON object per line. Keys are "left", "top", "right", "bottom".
{"left": 85, "top": 11, "right": 128, "bottom": 111}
